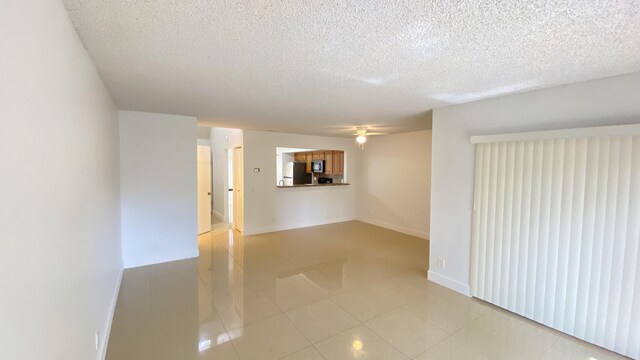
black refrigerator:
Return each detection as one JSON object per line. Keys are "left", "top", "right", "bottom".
{"left": 284, "top": 161, "right": 311, "bottom": 185}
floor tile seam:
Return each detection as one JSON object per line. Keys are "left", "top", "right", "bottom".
{"left": 324, "top": 296, "right": 364, "bottom": 326}
{"left": 281, "top": 296, "right": 358, "bottom": 325}
{"left": 390, "top": 275, "right": 439, "bottom": 293}
{"left": 308, "top": 324, "right": 363, "bottom": 360}
{"left": 408, "top": 330, "right": 502, "bottom": 360}
{"left": 362, "top": 304, "right": 414, "bottom": 326}
{"left": 448, "top": 316, "right": 533, "bottom": 359}
{"left": 226, "top": 313, "right": 301, "bottom": 359}
{"left": 216, "top": 306, "right": 285, "bottom": 333}
{"left": 428, "top": 289, "right": 486, "bottom": 311}
{"left": 312, "top": 322, "right": 363, "bottom": 347}
{"left": 436, "top": 324, "right": 493, "bottom": 359}
{"left": 224, "top": 332, "right": 244, "bottom": 360}
{"left": 356, "top": 319, "right": 420, "bottom": 360}
{"left": 399, "top": 302, "right": 462, "bottom": 336}
{"left": 361, "top": 272, "right": 415, "bottom": 292}
{"left": 274, "top": 345, "right": 328, "bottom": 360}
{"left": 310, "top": 344, "right": 329, "bottom": 360}
{"left": 361, "top": 304, "right": 455, "bottom": 358}
{"left": 260, "top": 279, "right": 314, "bottom": 306}
{"left": 402, "top": 295, "right": 487, "bottom": 324}
{"left": 197, "top": 270, "right": 210, "bottom": 286}
{"left": 327, "top": 294, "right": 373, "bottom": 323}
{"left": 281, "top": 308, "right": 324, "bottom": 351}
{"left": 300, "top": 277, "right": 346, "bottom": 298}
{"left": 208, "top": 285, "right": 271, "bottom": 307}
{"left": 413, "top": 324, "right": 455, "bottom": 357}
{"left": 203, "top": 290, "right": 245, "bottom": 360}
{"left": 476, "top": 310, "right": 561, "bottom": 346}
{"left": 366, "top": 288, "right": 424, "bottom": 309}
{"left": 283, "top": 297, "right": 365, "bottom": 344}
{"left": 230, "top": 311, "right": 293, "bottom": 334}
{"left": 288, "top": 258, "right": 356, "bottom": 274}
{"left": 548, "top": 330, "right": 563, "bottom": 347}
{"left": 377, "top": 320, "right": 454, "bottom": 359}
{"left": 222, "top": 309, "right": 284, "bottom": 332}
{"left": 278, "top": 309, "right": 322, "bottom": 355}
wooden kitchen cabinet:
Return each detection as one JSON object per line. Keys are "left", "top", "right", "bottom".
{"left": 293, "top": 150, "right": 342, "bottom": 174}
{"left": 324, "top": 151, "right": 333, "bottom": 173}
{"left": 294, "top": 152, "right": 306, "bottom": 162}
{"left": 294, "top": 152, "right": 313, "bottom": 173}
{"left": 305, "top": 153, "right": 313, "bottom": 173}
{"left": 332, "top": 151, "right": 344, "bottom": 174}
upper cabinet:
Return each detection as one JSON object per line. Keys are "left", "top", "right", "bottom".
{"left": 305, "top": 153, "right": 313, "bottom": 173}
{"left": 332, "top": 151, "right": 344, "bottom": 174}
{"left": 294, "top": 152, "right": 306, "bottom": 162}
{"left": 293, "top": 150, "right": 344, "bottom": 174}
{"left": 324, "top": 151, "right": 333, "bottom": 173}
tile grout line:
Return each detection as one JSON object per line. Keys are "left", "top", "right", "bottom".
{"left": 280, "top": 308, "right": 325, "bottom": 359}
{"left": 200, "top": 231, "right": 244, "bottom": 360}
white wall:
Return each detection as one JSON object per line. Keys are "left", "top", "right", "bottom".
{"left": 242, "top": 130, "right": 360, "bottom": 235}
{"left": 430, "top": 72, "right": 640, "bottom": 295}
{"left": 197, "top": 125, "right": 211, "bottom": 140}
{"left": 119, "top": 111, "right": 198, "bottom": 268}
{"left": 210, "top": 127, "right": 243, "bottom": 221}
{"left": 0, "top": 1, "right": 122, "bottom": 359}
{"left": 358, "top": 130, "right": 431, "bottom": 239}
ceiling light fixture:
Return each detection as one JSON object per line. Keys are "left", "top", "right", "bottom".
{"left": 355, "top": 128, "right": 368, "bottom": 149}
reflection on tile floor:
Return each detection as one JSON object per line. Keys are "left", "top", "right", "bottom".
{"left": 106, "top": 221, "right": 629, "bottom": 360}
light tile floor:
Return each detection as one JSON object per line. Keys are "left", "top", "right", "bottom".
{"left": 106, "top": 221, "right": 629, "bottom": 360}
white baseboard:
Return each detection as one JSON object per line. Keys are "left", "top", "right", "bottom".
{"left": 212, "top": 210, "right": 225, "bottom": 222}
{"left": 99, "top": 268, "right": 123, "bottom": 360}
{"left": 358, "top": 217, "right": 429, "bottom": 239}
{"left": 243, "top": 216, "right": 358, "bottom": 236}
{"left": 243, "top": 217, "right": 429, "bottom": 239}
{"left": 428, "top": 270, "right": 471, "bottom": 297}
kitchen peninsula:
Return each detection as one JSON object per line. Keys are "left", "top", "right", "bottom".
{"left": 276, "top": 148, "right": 349, "bottom": 188}
{"left": 277, "top": 183, "right": 350, "bottom": 188}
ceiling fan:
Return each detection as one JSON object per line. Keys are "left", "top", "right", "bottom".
{"left": 353, "top": 126, "right": 387, "bottom": 148}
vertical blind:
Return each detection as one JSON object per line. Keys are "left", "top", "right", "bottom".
{"left": 470, "top": 125, "right": 640, "bottom": 359}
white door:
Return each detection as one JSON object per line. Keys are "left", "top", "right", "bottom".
{"left": 197, "top": 145, "right": 212, "bottom": 234}
{"left": 227, "top": 149, "right": 233, "bottom": 223}
{"left": 233, "top": 147, "right": 244, "bottom": 233}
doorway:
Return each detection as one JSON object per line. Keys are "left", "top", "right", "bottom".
{"left": 197, "top": 145, "right": 212, "bottom": 234}
{"left": 227, "top": 148, "right": 233, "bottom": 224}
{"left": 232, "top": 147, "right": 243, "bottom": 233}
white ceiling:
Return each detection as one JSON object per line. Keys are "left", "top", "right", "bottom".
{"left": 64, "top": 1, "right": 640, "bottom": 136}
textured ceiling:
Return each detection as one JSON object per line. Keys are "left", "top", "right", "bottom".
{"left": 64, "top": 0, "right": 640, "bottom": 136}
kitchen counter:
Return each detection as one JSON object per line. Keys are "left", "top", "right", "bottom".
{"left": 277, "top": 183, "right": 350, "bottom": 188}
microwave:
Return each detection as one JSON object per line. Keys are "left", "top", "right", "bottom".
{"left": 312, "top": 160, "right": 324, "bottom": 173}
